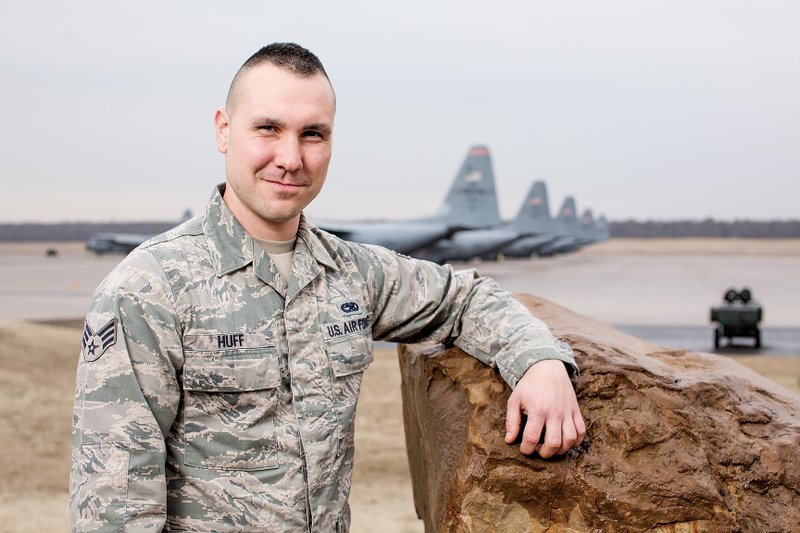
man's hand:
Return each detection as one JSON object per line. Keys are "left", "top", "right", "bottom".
{"left": 504, "top": 359, "right": 585, "bottom": 458}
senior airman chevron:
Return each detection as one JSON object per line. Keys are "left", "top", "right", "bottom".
{"left": 80, "top": 318, "right": 117, "bottom": 362}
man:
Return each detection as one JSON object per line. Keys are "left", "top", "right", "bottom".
{"left": 71, "top": 43, "right": 584, "bottom": 532}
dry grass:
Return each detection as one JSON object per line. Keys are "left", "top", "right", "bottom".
{"left": 0, "top": 320, "right": 77, "bottom": 530}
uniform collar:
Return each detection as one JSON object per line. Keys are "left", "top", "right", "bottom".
{"left": 296, "top": 216, "right": 338, "bottom": 272}
{"left": 203, "top": 184, "right": 254, "bottom": 276}
{"left": 203, "top": 184, "right": 338, "bottom": 279}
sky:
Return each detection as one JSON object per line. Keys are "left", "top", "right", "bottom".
{"left": 0, "top": 1, "right": 798, "bottom": 223}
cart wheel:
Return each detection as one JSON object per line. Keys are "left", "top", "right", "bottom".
{"left": 754, "top": 329, "right": 761, "bottom": 349}
{"left": 714, "top": 329, "right": 721, "bottom": 349}
{"left": 739, "top": 288, "right": 752, "bottom": 303}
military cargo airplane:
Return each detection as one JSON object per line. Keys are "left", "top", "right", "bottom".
{"left": 495, "top": 181, "right": 557, "bottom": 258}
{"left": 537, "top": 197, "right": 585, "bottom": 256}
{"left": 315, "top": 146, "right": 502, "bottom": 254}
{"left": 595, "top": 215, "right": 611, "bottom": 242}
{"left": 414, "top": 180, "right": 555, "bottom": 263}
{"left": 537, "top": 199, "right": 609, "bottom": 256}
{"left": 578, "top": 209, "right": 610, "bottom": 246}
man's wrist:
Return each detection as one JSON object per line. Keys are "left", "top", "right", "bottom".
{"left": 503, "top": 344, "right": 578, "bottom": 389}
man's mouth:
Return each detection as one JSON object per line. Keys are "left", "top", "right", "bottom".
{"left": 263, "top": 178, "right": 305, "bottom": 190}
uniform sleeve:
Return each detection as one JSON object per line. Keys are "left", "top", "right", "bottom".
{"left": 352, "top": 244, "right": 576, "bottom": 389}
{"left": 70, "top": 249, "right": 182, "bottom": 532}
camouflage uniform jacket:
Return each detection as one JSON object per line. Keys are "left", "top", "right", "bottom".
{"left": 71, "top": 185, "right": 577, "bottom": 532}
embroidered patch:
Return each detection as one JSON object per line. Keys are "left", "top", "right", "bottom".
{"left": 183, "top": 330, "right": 276, "bottom": 352}
{"left": 81, "top": 318, "right": 117, "bottom": 362}
{"left": 323, "top": 315, "right": 371, "bottom": 341}
{"left": 339, "top": 301, "right": 360, "bottom": 315}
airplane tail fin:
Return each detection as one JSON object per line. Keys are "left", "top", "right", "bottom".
{"left": 554, "top": 196, "right": 581, "bottom": 235}
{"left": 434, "top": 146, "right": 501, "bottom": 229}
{"left": 580, "top": 209, "right": 596, "bottom": 240}
{"left": 596, "top": 215, "right": 611, "bottom": 240}
{"left": 512, "top": 180, "right": 553, "bottom": 234}
{"left": 581, "top": 209, "right": 594, "bottom": 227}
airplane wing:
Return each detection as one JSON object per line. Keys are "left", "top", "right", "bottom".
{"left": 315, "top": 220, "right": 450, "bottom": 255}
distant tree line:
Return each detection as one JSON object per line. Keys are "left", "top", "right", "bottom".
{"left": 1, "top": 219, "right": 800, "bottom": 241}
{"left": 0, "top": 222, "right": 177, "bottom": 242}
{"left": 609, "top": 219, "right": 800, "bottom": 238}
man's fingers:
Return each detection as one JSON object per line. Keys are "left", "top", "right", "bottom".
{"left": 505, "top": 396, "right": 521, "bottom": 444}
{"left": 534, "top": 418, "right": 562, "bottom": 458}
{"left": 520, "top": 413, "right": 545, "bottom": 455}
{"left": 574, "top": 410, "right": 586, "bottom": 447}
{"left": 557, "top": 417, "right": 578, "bottom": 455}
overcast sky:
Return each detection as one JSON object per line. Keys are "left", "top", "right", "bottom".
{"left": 1, "top": 1, "right": 798, "bottom": 223}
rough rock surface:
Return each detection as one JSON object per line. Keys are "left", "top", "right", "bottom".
{"left": 399, "top": 294, "right": 800, "bottom": 533}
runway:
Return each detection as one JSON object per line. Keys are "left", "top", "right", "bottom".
{"left": 463, "top": 249, "right": 800, "bottom": 328}
{"left": 0, "top": 243, "right": 120, "bottom": 321}
{"left": 616, "top": 325, "right": 800, "bottom": 357}
{"left": 1, "top": 239, "right": 798, "bottom": 355}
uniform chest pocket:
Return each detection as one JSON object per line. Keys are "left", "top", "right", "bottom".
{"left": 325, "top": 331, "right": 374, "bottom": 457}
{"left": 326, "top": 333, "right": 374, "bottom": 377}
{"left": 182, "top": 348, "right": 281, "bottom": 471}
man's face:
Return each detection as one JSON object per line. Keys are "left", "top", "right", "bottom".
{"left": 215, "top": 63, "right": 335, "bottom": 238}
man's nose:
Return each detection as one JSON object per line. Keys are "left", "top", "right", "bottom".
{"left": 273, "top": 137, "right": 303, "bottom": 172}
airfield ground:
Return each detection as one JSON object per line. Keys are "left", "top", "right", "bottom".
{"left": 0, "top": 239, "right": 798, "bottom": 532}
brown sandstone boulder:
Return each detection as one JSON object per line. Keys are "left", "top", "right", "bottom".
{"left": 399, "top": 294, "right": 800, "bottom": 532}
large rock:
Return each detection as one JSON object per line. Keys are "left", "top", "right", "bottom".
{"left": 399, "top": 294, "right": 800, "bottom": 533}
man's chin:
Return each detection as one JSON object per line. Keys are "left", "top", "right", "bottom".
{"left": 257, "top": 208, "right": 302, "bottom": 226}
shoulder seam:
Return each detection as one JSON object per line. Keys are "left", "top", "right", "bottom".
{"left": 140, "top": 219, "right": 203, "bottom": 250}
{"left": 139, "top": 248, "right": 184, "bottom": 336}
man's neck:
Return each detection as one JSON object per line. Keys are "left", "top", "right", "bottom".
{"left": 222, "top": 186, "right": 300, "bottom": 241}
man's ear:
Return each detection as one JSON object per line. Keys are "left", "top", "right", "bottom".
{"left": 214, "top": 108, "right": 230, "bottom": 153}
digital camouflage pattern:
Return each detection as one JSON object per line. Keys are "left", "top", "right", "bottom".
{"left": 71, "top": 185, "right": 577, "bottom": 532}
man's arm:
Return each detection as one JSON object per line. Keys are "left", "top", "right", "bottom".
{"left": 71, "top": 250, "right": 182, "bottom": 531}
{"left": 350, "top": 244, "right": 584, "bottom": 456}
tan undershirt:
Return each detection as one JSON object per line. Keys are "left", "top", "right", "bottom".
{"left": 253, "top": 237, "right": 296, "bottom": 284}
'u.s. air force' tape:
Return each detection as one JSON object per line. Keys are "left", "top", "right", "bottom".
{"left": 81, "top": 318, "right": 117, "bottom": 362}
{"left": 322, "top": 315, "right": 371, "bottom": 341}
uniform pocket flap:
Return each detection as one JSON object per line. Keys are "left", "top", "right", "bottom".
{"left": 327, "top": 335, "right": 374, "bottom": 377}
{"left": 183, "top": 350, "right": 281, "bottom": 392}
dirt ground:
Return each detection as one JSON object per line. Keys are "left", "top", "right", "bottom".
{"left": 0, "top": 320, "right": 797, "bottom": 532}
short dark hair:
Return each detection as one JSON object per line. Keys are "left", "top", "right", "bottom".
{"left": 241, "top": 42, "right": 329, "bottom": 78}
{"left": 226, "top": 42, "right": 332, "bottom": 110}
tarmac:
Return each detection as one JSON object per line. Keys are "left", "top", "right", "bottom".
{"left": 1, "top": 239, "right": 798, "bottom": 356}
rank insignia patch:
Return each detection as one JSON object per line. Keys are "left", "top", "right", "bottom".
{"left": 81, "top": 318, "right": 117, "bottom": 362}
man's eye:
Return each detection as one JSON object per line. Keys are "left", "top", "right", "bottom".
{"left": 258, "top": 125, "right": 276, "bottom": 132}
{"left": 302, "top": 131, "right": 323, "bottom": 139}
